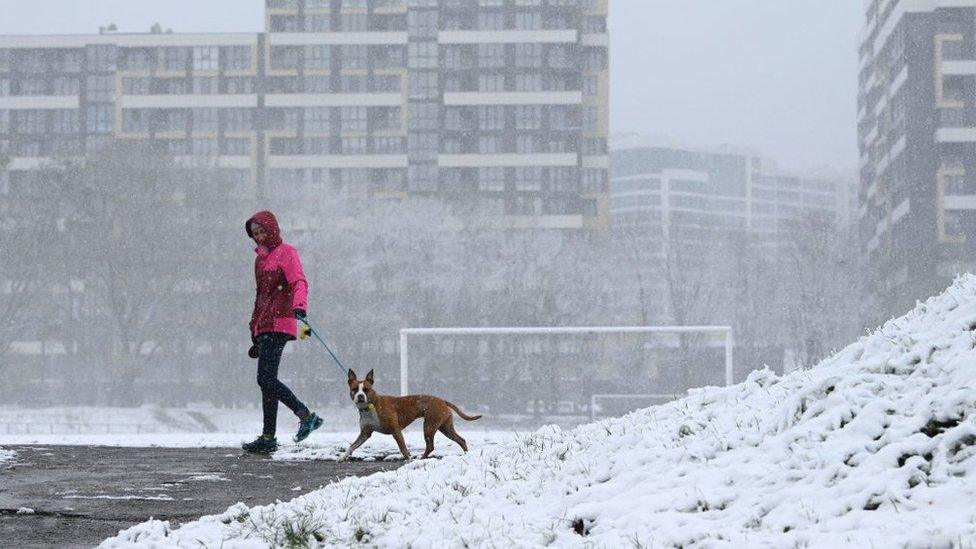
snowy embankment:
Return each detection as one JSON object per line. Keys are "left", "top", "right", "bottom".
{"left": 102, "top": 276, "right": 976, "bottom": 547}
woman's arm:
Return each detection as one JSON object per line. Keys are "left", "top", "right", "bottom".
{"left": 282, "top": 245, "right": 309, "bottom": 313}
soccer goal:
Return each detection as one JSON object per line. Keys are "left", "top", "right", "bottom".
{"left": 398, "top": 326, "right": 733, "bottom": 419}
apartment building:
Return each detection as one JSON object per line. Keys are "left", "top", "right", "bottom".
{"left": 0, "top": 0, "right": 609, "bottom": 230}
{"left": 610, "top": 143, "right": 855, "bottom": 249}
{"left": 858, "top": 0, "right": 976, "bottom": 315}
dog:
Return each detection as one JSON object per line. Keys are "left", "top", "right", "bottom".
{"left": 339, "top": 369, "right": 482, "bottom": 462}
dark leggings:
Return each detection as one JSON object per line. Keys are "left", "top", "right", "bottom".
{"left": 256, "top": 333, "right": 310, "bottom": 437}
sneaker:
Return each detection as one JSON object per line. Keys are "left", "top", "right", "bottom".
{"left": 294, "top": 412, "right": 323, "bottom": 442}
{"left": 242, "top": 435, "right": 278, "bottom": 454}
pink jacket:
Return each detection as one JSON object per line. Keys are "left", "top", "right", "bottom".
{"left": 246, "top": 211, "right": 308, "bottom": 339}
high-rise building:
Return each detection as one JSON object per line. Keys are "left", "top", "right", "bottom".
{"left": 0, "top": 0, "right": 609, "bottom": 230}
{"left": 610, "top": 142, "right": 855, "bottom": 250}
{"left": 858, "top": 0, "right": 976, "bottom": 315}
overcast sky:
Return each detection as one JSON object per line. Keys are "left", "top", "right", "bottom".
{"left": 0, "top": 0, "right": 862, "bottom": 173}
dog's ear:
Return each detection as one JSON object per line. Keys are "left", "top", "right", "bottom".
{"left": 365, "top": 369, "right": 374, "bottom": 385}
{"left": 347, "top": 369, "right": 357, "bottom": 384}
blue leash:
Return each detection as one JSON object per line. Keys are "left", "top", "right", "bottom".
{"left": 299, "top": 318, "right": 349, "bottom": 377}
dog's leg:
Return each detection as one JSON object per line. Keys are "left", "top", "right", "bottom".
{"left": 421, "top": 416, "right": 439, "bottom": 459}
{"left": 339, "top": 430, "right": 372, "bottom": 461}
{"left": 439, "top": 417, "right": 468, "bottom": 452}
{"left": 391, "top": 428, "right": 411, "bottom": 462}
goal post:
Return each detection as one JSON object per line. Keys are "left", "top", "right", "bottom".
{"left": 398, "top": 325, "right": 734, "bottom": 397}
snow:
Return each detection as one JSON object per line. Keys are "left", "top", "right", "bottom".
{"left": 0, "top": 448, "right": 14, "bottom": 465}
{"left": 95, "top": 274, "right": 976, "bottom": 546}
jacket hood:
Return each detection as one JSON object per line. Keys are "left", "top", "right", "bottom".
{"left": 246, "top": 210, "right": 283, "bottom": 249}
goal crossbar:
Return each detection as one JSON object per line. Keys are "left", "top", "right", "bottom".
{"left": 398, "top": 325, "right": 733, "bottom": 396}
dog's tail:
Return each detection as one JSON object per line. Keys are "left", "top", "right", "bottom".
{"left": 446, "top": 401, "right": 482, "bottom": 421}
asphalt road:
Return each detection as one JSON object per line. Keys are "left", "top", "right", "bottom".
{"left": 0, "top": 445, "right": 402, "bottom": 548}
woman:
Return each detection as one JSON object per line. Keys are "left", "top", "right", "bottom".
{"left": 242, "top": 210, "right": 322, "bottom": 454}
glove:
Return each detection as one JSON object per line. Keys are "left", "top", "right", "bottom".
{"left": 293, "top": 309, "right": 306, "bottom": 321}
{"left": 248, "top": 344, "right": 259, "bottom": 359}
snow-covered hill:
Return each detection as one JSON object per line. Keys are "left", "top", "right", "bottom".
{"left": 101, "top": 276, "right": 976, "bottom": 547}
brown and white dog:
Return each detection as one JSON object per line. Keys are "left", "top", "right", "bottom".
{"left": 340, "top": 369, "right": 482, "bottom": 462}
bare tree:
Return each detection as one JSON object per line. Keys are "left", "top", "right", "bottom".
{"left": 56, "top": 141, "right": 221, "bottom": 405}
{"left": 778, "top": 212, "right": 863, "bottom": 364}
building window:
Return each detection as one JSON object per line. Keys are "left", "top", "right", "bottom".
{"left": 87, "top": 45, "right": 117, "bottom": 72}
{"left": 514, "top": 73, "right": 541, "bottom": 92}
{"left": 305, "top": 45, "right": 331, "bottom": 70}
{"left": 122, "top": 77, "right": 150, "bottom": 95}
{"left": 583, "top": 16, "right": 606, "bottom": 33}
{"left": 15, "top": 110, "right": 46, "bottom": 134}
{"left": 270, "top": 15, "right": 303, "bottom": 32}
{"left": 120, "top": 49, "right": 152, "bottom": 71}
{"left": 514, "top": 12, "right": 542, "bottom": 30}
{"left": 340, "top": 14, "right": 368, "bottom": 31}
{"left": 51, "top": 109, "right": 80, "bottom": 134}
{"left": 163, "top": 47, "right": 188, "bottom": 71}
{"left": 265, "top": 108, "right": 300, "bottom": 131}
{"left": 515, "top": 167, "right": 543, "bottom": 191}
{"left": 224, "top": 77, "right": 254, "bottom": 94}
{"left": 305, "top": 75, "right": 331, "bottom": 93}
{"left": 302, "top": 107, "right": 329, "bottom": 132}
{"left": 408, "top": 165, "right": 438, "bottom": 192}
{"left": 192, "top": 77, "right": 217, "bottom": 95}
{"left": 408, "top": 42, "right": 438, "bottom": 69}
{"left": 189, "top": 138, "right": 217, "bottom": 156}
{"left": 583, "top": 106, "right": 599, "bottom": 131}
{"left": 408, "top": 9, "right": 438, "bottom": 36}
{"left": 122, "top": 109, "right": 150, "bottom": 133}
{"left": 193, "top": 47, "right": 219, "bottom": 71}
{"left": 478, "top": 167, "right": 506, "bottom": 191}
{"left": 583, "top": 75, "right": 599, "bottom": 95}
{"left": 582, "top": 168, "right": 606, "bottom": 191}
{"left": 478, "top": 13, "right": 505, "bottom": 30}
{"left": 341, "top": 46, "right": 368, "bottom": 69}
{"left": 408, "top": 133, "right": 438, "bottom": 160}
{"left": 409, "top": 103, "right": 439, "bottom": 130}
{"left": 270, "top": 46, "right": 301, "bottom": 70}
{"left": 409, "top": 71, "right": 438, "bottom": 99}
{"left": 548, "top": 45, "right": 573, "bottom": 69}
{"left": 373, "top": 136, "right": 404, "bottom": 153}
{"left": 222, "top": 46, "right": 252, "bottom": 71}
{"left": 478, "top": 44, "right": 505, "bottom": 68}
{"left": 479, "top": 136, "right": 502, "bottom": 154}
{"left": 61, "top": 51, "right": 83, "bottom": 73}
{"left": 192, "top": 108, "right": 219, "bottom": 133}
{"left": 516, "top": 135, "right": 538, "bottom": 153}
{"left": 342, "top": 137, "right": 368, "bottom": 154}
{"left": 515, "top": 106, "right": 542, "bottom": 130}
{"left": 373, "top": 107, "right": 401, "bottom": 131}
{"left": 340, "top": 75, "right": 367, "bottom": 92}
{"left": 478, "top": 106, "right": 505, "bottom": 131}
{"left": 514, "top": 44, "right": 542, "bottom": 68}
{"left": 224, "top": 108, "right": 253, "bottom": 132}
{"left": 479, "top": 74, "right": 505, "bottom": 92}
{"left": 372, "top": 74, "right": 402, "bottom": 93}
{"left": 306, "top": 14, "right": 330, "bottom": 32}
{"left": 86, "top": 105, "right": 114, "bottom": 133}
{"left": 86, "top": 75, "right": 115, "bottom": 102}
{"left": 341, "top": 106, "right": 367, "bottom": 132}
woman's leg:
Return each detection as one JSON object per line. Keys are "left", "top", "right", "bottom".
{"left": 256, "top": 334, "right": 310, "bottom": 435}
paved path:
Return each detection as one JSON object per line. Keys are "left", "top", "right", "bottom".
{"left": 0, "top": 445, "right": 401, "bottom": 548}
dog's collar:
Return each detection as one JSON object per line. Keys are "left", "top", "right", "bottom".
{"left": 357, "top": 403, "right": 375, "bottom": 414}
